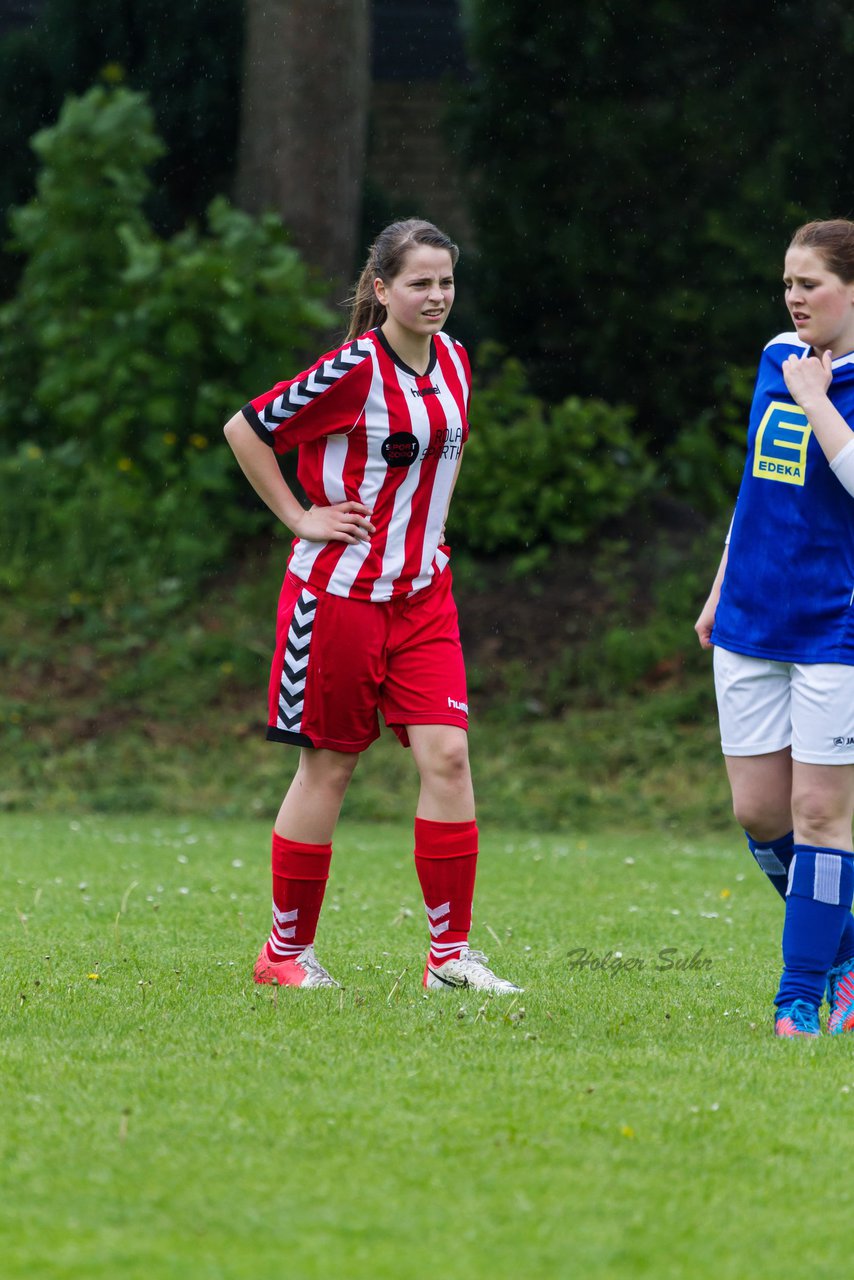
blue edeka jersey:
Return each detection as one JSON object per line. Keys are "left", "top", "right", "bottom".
{"left": 712, "top": 332, "right": 854, "bottom": 664}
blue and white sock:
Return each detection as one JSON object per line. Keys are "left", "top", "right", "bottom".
{"left": 747, "top": 831, "right": 854, "bottom": 968}
{"left": 746, "top": 830, "right": 793, "bottom": 899}
{"left": 775, "top": 845, "right": 854, "bottom": 1009}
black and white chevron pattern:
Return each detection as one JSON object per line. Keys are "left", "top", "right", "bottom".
{"left": 261, "top": 340, "right": 373, "bottom": 432}
{"left": 277, "top": 590, "right": 318, "bottom": 732}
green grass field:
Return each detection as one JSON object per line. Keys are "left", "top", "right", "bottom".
{"left": 3, "top": 813, "right": 852, "bottom": 1279}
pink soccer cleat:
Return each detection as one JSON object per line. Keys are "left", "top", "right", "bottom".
{"left": 253, "top": 944, "right": 340, "bottom": 988}
{"left": 828, "top": 959, "right": 854, "bottom": 1034}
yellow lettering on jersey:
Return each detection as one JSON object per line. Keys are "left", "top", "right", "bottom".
{"left": 752, "top": 402, "right": 810, "bottom": 487}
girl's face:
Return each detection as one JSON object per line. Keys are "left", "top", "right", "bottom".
{"left": 374, "top": 245, "right": 455, "bottom": 343}
{"left": 783, "top": 245, "right": 854, "bottom": 357}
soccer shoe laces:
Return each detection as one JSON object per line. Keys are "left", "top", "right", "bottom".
{"left": 298, "top": 945, "right": 339, "bottom": 988}
{"left": 436, "top": 947, "right": 523, "bottom": 992}
{"left": 775, "top": 999, "right": 820, "bottom": 1037}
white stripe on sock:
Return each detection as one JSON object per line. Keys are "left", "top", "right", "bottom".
{"left": 273, "top": 903, "right": 299, "bottom": 924}
{"left": 755, "top": 846, "right": 787, "bottom": 877}
{"left": 267, "top": 937, "right": 304, "bottom": 958}
{"left": 815, "top": 852, "right": 842, "bottom": 906}
{"left": 431, "top": 939, "right": 466, "bottom": 955}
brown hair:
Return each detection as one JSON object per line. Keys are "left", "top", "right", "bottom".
{"left": 346, "top": 218, "right": 459, "bottom": 341}
{"left": 789, "top": 219, "right": 854, "bottom": 283}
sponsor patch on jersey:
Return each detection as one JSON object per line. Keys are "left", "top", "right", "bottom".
{"left": 752, "top": 401, "right": 811, "bottom": 486}
{"left": 422, "top": 425, "right": 463, "bottom": 461}
{"left": 381, "top": 431, "right": 419, "bottom": 467}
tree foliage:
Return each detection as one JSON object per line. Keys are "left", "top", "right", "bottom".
{"left": 457, "top": 1, "right": 854, "bottom": 442}
{"left": 0, "top": 0, "right": 243, "bottom": 251}
{"left": 455, "top": 345, "right": 657, "bottom": 556}
{"left": 0, "top": 85, "right": 333, "bottom": 612}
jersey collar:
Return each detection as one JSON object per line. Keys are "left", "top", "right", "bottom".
{"left": 374, "top": 328, "right": 438, "bottom": 379}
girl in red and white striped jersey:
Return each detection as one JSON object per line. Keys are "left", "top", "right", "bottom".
{"left": 224, "top": 218, "right": 521, "bottom": 994}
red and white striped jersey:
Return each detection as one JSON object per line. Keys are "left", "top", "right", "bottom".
{"left": 242, "top": 328, "right": 471, "bottom": 602}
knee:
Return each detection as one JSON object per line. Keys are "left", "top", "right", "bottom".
{"left": 731, "top": 794, "right": 787, "bottom": 842}
{"left": 300, "top": 752, "right": 359, "bottom": 799}
{"left": 422, "top": 735, "right": 471, "bottom": 789}
{"left": 792, "top": 790, "right": 845, "bottom": 846}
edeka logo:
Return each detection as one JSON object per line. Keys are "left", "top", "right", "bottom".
{"left": 381, "top": 431, "right": 419, "bottom": 468}
{"left": 752, "top": 401, "right": 811, "bottom": 487}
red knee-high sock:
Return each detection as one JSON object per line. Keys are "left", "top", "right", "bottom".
{"left": 265, "top": 832, "right": 332, "bottom": 961}
{"left": 414, "top": 817, "right": 478, "bottom": 966}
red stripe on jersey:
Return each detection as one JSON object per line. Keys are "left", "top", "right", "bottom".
{"left": 293, "top": 393, "right": 372, "bottom": 596}
{"left": 394, "top": 369, "right": 452, "bottom": 596}
{"left": 405, "top": 339, "right": 469, "bottom": 593}
{"left": 301, "top": 347, "right": 391, "bottom": 597}
{"left": 435, "top": 337, "right": 471, "bottom": 432}
{"left": 348, "top": 345, "right": 421, "bottom": 600}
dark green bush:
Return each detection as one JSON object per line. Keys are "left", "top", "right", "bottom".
{"left": 0, "top": 85, "right": 333, "bottom": 615}
{"left": 454, "top": 345, "right": 657, "bottom": 555}
{"left": 663, "top": 364, "right": 754, "bottom": 515}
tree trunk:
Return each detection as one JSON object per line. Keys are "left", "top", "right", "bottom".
{"left": 236, "top": 0, "right": 370, "bottom": 290}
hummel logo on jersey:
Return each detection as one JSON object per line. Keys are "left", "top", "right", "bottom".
{"left": 410, "top": 384, "right": 441, "bottom": 398}
{"left": 381, "top": 431, "right": 419, "bottom": 467}
{"left": 753, "top": 402, "right": 811, "bottom": 487}
{"left": 448, "top": 696, "right": 468, "bottom": 714}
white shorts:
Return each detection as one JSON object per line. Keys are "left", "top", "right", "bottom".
{"left": 713, "top": 646, "right": 854, "bottom": 765}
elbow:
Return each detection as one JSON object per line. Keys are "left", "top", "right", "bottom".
{"left": 831, "top": 438, "right": 854, "bottom": 498}
{"left": 223, "top": 412, "right": 243, "bottom": 445}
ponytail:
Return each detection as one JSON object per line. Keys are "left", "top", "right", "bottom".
{"left": 347, "top": 260, "right": 387, "bottom": 340}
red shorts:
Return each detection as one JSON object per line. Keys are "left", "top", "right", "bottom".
{"left": 266, "top": 567, "right": 469, "bottom": 752}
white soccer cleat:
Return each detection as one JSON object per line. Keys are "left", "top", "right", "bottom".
{"left": 423, "top": 947, "right": 523, "bottom": 993}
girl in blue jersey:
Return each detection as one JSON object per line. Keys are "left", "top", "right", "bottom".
{"left": 696, "top": 219, "right": 854, "bottom": 1037}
